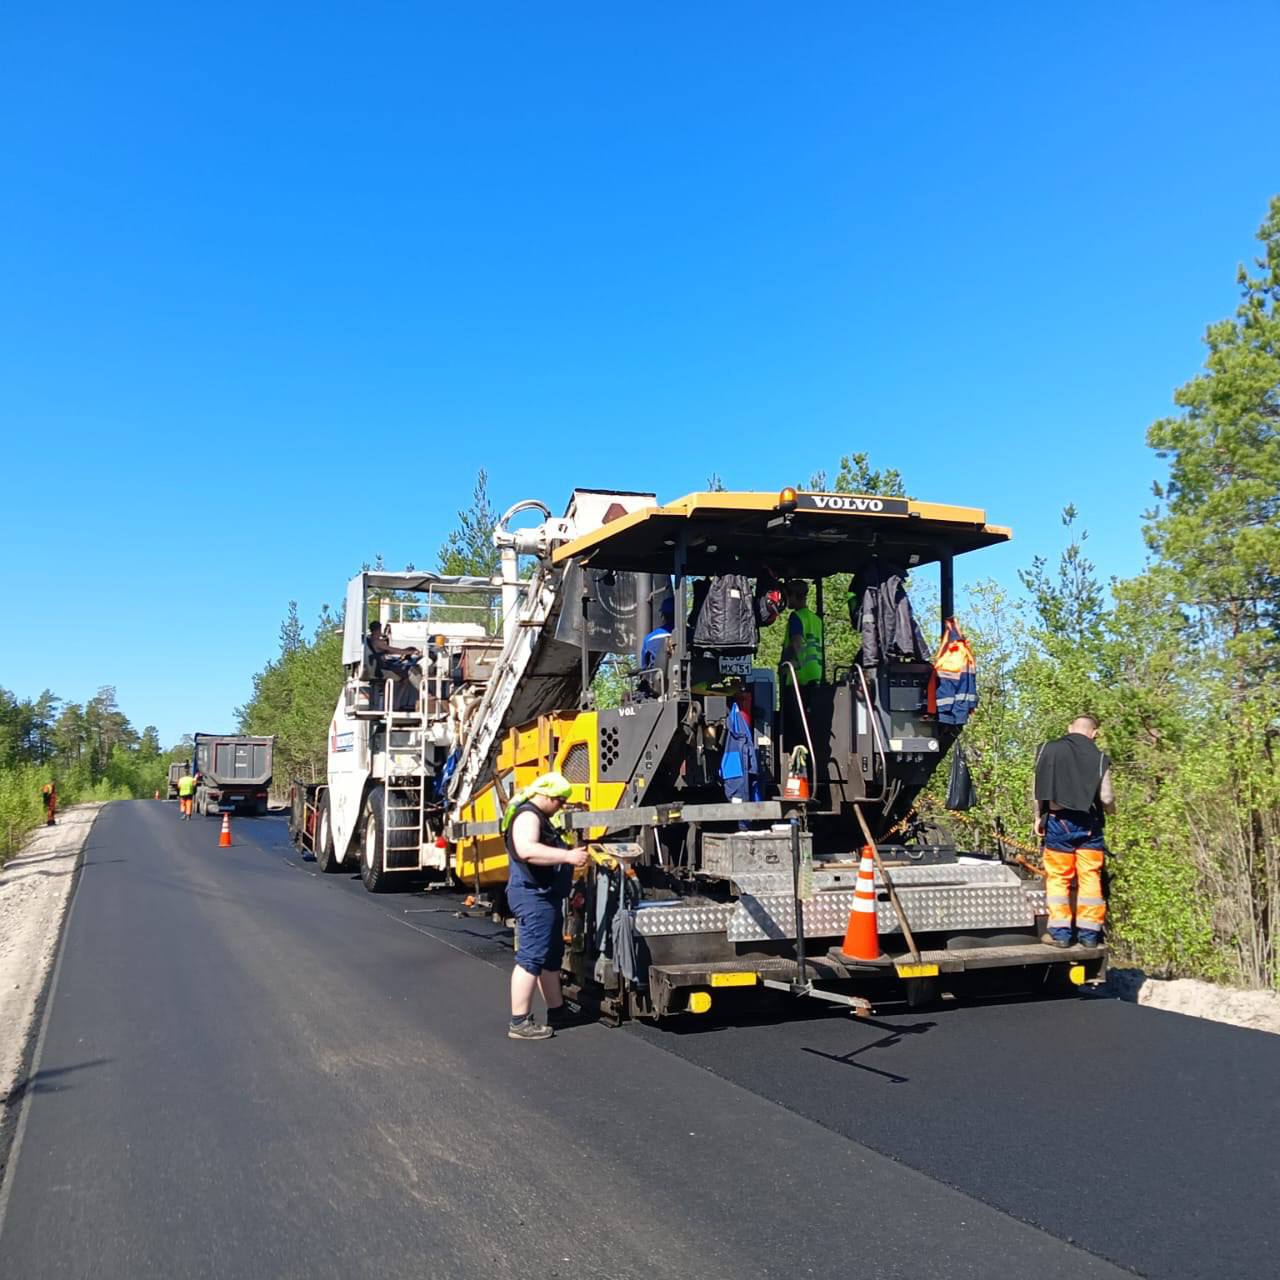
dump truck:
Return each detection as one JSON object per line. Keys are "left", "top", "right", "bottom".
{"left": 193, "top": 733, "right": 274, "bottom": 816}
{"left": 166, "top": 762, "right": 187, "bottom": 800}
{"left": 291, "top": 487, "right": 1106, "bottom": 1021}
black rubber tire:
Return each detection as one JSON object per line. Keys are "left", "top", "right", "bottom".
{"left": 360, "top": 786, "right": 395, "bottom": 893}
{"left": 315, "top": 793, "right": 341, "bottom": 873}
{"left": 255, "top": 800, "right": 268, "bottom": 818}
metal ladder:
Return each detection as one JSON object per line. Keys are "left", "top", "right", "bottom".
{"left": 378, "top": 676, "right": 427, "bottom": 873}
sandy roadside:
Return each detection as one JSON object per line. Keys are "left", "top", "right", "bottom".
{"left": 0, "top": 804, "right": 105, "bottom": 1107}
{"left": 1104, "top": 967, "right": 1280, "bottom": 1035}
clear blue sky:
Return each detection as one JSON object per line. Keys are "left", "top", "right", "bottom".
{"left": 2, "top": 3, "right": 1276, "bottom": 745}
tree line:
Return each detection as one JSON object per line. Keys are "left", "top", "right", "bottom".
{"left": 0, "top": 685, "right": 188, "bottom": 860}
{"left": 236, "top": 197, "right": 1279, "bottom": 990}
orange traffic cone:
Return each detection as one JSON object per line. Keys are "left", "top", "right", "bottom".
{"left": 219, "top": 813, "right": 232, "bottom": 847}
{"left": 840, "top": 846, "right": 880, "bottom": 960}
{"left": 783, "top": 746, "right": 811, "bottom": 800}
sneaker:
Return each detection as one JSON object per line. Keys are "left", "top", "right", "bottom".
{"left": 1041, "top": 930, "right": 1072, "bottom": 949}
{"left": 507, "top": 1016, "right": 553, "bottom": 1041}
{"left": 1076, "top": 931, "right": 1103, "bottom": 948}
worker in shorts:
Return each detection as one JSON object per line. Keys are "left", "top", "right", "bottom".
{"left": 500, "top": 772, "right": 587, "bottom": 1040}
{"left": 1033, "top": 714, "right": 1116, "bottom": 947}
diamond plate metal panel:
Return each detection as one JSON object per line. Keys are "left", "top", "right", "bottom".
{"left": 1023, "top": 885, "right": 1048, "bottom": 916}
{"left": 727, "top": 884, "right": 1036, "bottom": 942}
{"left": 879, "top": 862, "right": 1019, "bottom": 887}
{"left": 633, "top": 904, "right": 735, "bottom": 937}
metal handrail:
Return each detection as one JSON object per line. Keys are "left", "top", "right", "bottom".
{"left": 779, "top": 661, "right": 816, "bottom": 793}
{"left": 854, "top": 664, "right": 888, "bottom": 802}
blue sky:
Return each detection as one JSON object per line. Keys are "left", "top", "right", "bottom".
{"left": 2, "top": 3, "right": 1276, "bottom": 745}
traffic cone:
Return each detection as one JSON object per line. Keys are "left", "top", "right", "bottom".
{"left": 219, "top": 813, "right": 232, "bottom": 847}
{"left": 783, "top": 746, "right": 811, "bottom": 800}
{"left": 840, "top": 846, "right": 881, "bottom": 960}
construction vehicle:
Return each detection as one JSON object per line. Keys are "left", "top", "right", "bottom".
{"left": 292, "top": 487, "right": 1105, "bottom": 1021}
{"left": 193, "top": 733, "right": 274, "bottom": 816}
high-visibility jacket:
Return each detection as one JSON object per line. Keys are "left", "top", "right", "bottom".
{"left": 929, "top": 619, "right": 977, "bottom": 725}
{"left": 783, "top": 607, "right": 823, "bottom": 686}
{"left": 177, "top": 774, "right": 197, "bottom": 798}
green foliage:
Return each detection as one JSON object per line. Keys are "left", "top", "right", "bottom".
{"left": 938, "top": 199, "right": 1280, "bottom": 988}
{"left": 237, "top": 621, "right": 344, "bottom": 788}
{"left": 0, "top": 684, "right": 173, "bottom": 862}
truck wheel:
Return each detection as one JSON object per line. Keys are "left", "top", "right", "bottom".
{"left": 360, "top": 787, "right": 392, "bottom": 893}
{"left": 315, "top": 794, "right": 341, "bottom": 873}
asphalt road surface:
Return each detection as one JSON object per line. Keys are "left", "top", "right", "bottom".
{"left": 1, "top": 801, "right": 1276, "bottom": 1279}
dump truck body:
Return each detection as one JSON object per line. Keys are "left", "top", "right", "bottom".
{"left": 193, "top": 733, "right": 274, "bottom": 816}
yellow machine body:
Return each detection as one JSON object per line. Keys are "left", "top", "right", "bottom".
{"left": 452, "top": 710, "right": 627, "bottom": 887}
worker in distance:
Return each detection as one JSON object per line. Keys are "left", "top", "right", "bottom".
{"left": 500, "top": 772, "right": 588, "bottom": 1040}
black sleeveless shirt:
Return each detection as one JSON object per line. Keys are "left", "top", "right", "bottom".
{"left": 503, "top": 800, "right": 571, "bottom": 895}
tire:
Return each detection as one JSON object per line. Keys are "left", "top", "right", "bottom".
{"left": 360, "top": 787, "right": 392, "bottom": 893}
{"left": 256, "top": 800, "right": 268, "bottom": 818}
{"left": 315, "top": 793, "right": 341, "bottom": 873}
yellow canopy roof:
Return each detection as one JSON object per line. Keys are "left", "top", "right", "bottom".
{"left": 552, "top": 490, "right": 1011, "bottom": 576}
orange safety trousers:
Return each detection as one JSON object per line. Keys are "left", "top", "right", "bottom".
{"left": 180, "top": 797, "right": 191, "bottom": 817}
{"left": 1043, "top": 849, "right": 1105, "bottom": 933}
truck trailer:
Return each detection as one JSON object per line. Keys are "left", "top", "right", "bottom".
{"left": 289, "top": 487, "right": 1106, "bottom": 1021}
{"left": 193, "top": 733, "right": 274, "bottom": 816}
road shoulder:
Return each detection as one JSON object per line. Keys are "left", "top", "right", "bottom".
{"left": 0, "top": 804, "right": 104, "bottom": 1124}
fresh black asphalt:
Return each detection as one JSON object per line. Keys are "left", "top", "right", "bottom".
{"left": 0, "top": 800, "right": 1275, "bottom": 1278}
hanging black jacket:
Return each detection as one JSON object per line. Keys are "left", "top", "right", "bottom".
{"left": 691, "top": 575, "right": 758, "bottom": 651}
{"left": 853, "top": 563, "right": 930, "bottom": 666}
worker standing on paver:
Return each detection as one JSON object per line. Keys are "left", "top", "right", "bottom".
{"left": 41, "top": 780, "right": 57, "bottom": 826}
{"left": 1033, "top": 715, "right": 1116, "bottom": 947}
{"left": 501, "top": 772, "right": 588, "bottom": 1040}
{"left": 781, "top": 578, "right": 823, "bottom": 751}
{"left": 176, "top": 769, "right": 197, "bottom": 820}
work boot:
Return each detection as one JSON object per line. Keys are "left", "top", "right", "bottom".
{"left": 1041, "top": 930, "right": 1072, "bottom": 949}
{"left": 1076, "top": 930, "right": 1103, "bottom": 948}
{"left": 507, "top": 1015, "right": 553, "bottom": 1041}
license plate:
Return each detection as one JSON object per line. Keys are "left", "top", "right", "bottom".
{"left": 710, "top": 972, "right": 757, "bottom": 987}
{"left": 895, "top": 962, "right": 939, "bottom": 978}
{"left": 230, "top": 795, "right": 244, "bottom": 801}
{"left": 717, "top": 655, "right": 752, "bottom": 676}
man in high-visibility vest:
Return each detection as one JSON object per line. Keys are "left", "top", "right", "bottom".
{"left": 176, "top": 769, "right": 197, "bottom": 820}
{"left": 781, "top": 578, "right": 823, "bottom": 752}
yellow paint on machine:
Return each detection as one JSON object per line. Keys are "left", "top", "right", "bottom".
{"left": 894, "top": 962, "right": 940, "bottom": 978}
{"left": 710, "top": 972, "right": 758, "bottom": 988}
{"left": 452, "top": 710, "right": 627, "bottom": 888}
